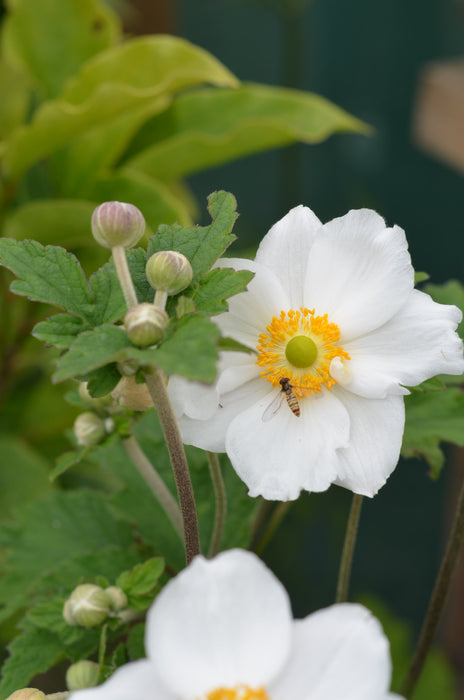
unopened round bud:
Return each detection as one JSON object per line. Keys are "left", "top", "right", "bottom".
{"left": 66, "top": 661, "right": 100, "bottom": 691}
{"left": 63, "top": 584, "right": 111, "bottom": 628}
{"left": 146, "top": 251, "right": 193, "bottom": 295}
{"left": 116, "top": 358, "right": 139, "bottom": 376}
{"left": 105, "top": 586, "right": 128, "bottom": 612}
{"left": 91, "top": 201, "right": 145, "bottom": 249}
{"left": 73, "top": 412, "right": 106, "bottom": 447}
{"left": 111, "top": 376, "right": 154, "bottom": 411}
{"left": 5, "top": 690, "right": 46, "bottom": 700}
{"left": 124, "top": 303, "right": 169, "bottom": 347}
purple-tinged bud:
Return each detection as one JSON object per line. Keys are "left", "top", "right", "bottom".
{"left": 124, "top": 303, "right": 169, "bottom": 347}
{"left": 146, "top": 251, "right": 193, "bottom": 295}
{"left": 91, "top": 201, "right": 145, "bottom": 249}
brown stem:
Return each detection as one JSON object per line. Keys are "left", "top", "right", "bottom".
{"left": 144, "top": 369, "right": 200, "bottom": 564}
{"left": 336, "top": 494, "right": 363, "bottom": 603}
{"left": 401, "top": 475, "right": 464, "bottom": 698}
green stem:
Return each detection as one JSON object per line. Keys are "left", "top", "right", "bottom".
{"left": 144, "top": 368, "right": 200, "bottom": 564}
{"left": 336, "top": 494, "right": 363, "bottom": 603}
{"left": 112, "top": 245, "right": 138, "bottom": 309}
{"left": 207, "top": 452, "right": 227, "bottom": 557}
{"left": 401, "top": 476, "right": 464, "bottom": 698}
{"left": 122, "top": 436, "right": 183, "bottom": 537}
{"left": 254, "top": 501, "right": 293, "bottom": 555}
{"left": 154, "top": 289, "right": 168, "bottom": 309}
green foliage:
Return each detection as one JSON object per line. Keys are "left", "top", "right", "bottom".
{"left": 403, "top": 388, "right": 464, "bottom": 478}
{"left": 359, "top": 596, "right": 456, "bottom": 700}
{"left": 116, "top": 558, "right": 164, "bottom": 611}
{"left": 188, "top": 267, "right": 255, "bottom": 315}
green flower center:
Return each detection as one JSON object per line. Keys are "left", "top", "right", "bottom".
{"left": 285, "top": 335, "right": 318, "bottom": 368}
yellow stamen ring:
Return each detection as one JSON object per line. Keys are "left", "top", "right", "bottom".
{"left": 206, "top": 686, "right": 269, "bottom": 700}
{"left": 256, "top": 307, "right": 350, "bottom": 397}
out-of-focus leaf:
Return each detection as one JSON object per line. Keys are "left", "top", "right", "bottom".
{"left": 0, "top": 436, "right": 53, "bottom": 520}
{"left": 1, "top": 0, "right": 121, "bottom": 98}
{"left": 123, "top": 83, "right": 368, "bottom": 180}
{"left": 4, "top": 36, "right": 238, "bottom": 179}
{"left": 116, "top": 558, "right": 164, "bottom": 611}
{"left": 0, "top": 59, "right": 30, "bottom": 139}
{"left": 33, "top": 313, "right": 89, "bottom": 349}
{"left": 403, "top": 388, "right": 464, "bottom": 478}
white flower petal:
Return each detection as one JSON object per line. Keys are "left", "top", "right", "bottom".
{"left": 305, "top": 210, "right": 414, "bottom": 340}
{"left": 271, "top": 604, "right": 392, "bottom": 700}
{"left": 333, "top": 389, "right": 405, "bottom": 496}
{"left": 341, "top": 289, "right": 464, "bottom": 398}
{"left": 225, "top": 389, "right": 350, "bottom": 500}
{"left": 69, "top": 660, "right": 173, "bottom": 700}
{"left": 254, "top": 205, "right": 322, "bottom": 307}
{"left": 147, "top": 550, "right": 292, "bottom": 698}
{"left": 215, "top": 258, "right": 291, "bottom": 349}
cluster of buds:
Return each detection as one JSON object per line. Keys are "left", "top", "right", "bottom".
{"left": 63, "top": 583, "right": 128, "bottom": 629}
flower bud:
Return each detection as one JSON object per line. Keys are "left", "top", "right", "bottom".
{"left": 124, "top": 303, "right": 169, "bottom": 347}
{"left": 111, "top": 375, "right": 154, "bottom": 411}
{"left": 91, "top": 201, "right": 145, "bottom": 249}
{"left": 66, "top": 661, "right": 100, "bottom": 691}
{"left": 116, "top": 358, "right": 139, "bottom": 376}
{"left": 105, "top": 585, "right": 128, "bottom": 612}
{"left": 73, "top": 412, "right": 107, "bottom": 447}
{"left": 5, "top": 691, "right": 46, "bottom": 700}
{"left": 78, "top": 382, "right": 113, "bottom": 410}
{"left": 63, "top": 584, "right": 111, "bottom": 628}
{"left": 146, "top": 251, "right": 193, "bottom": 295}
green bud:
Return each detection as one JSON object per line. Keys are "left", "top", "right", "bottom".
{"left": 91, "top": 201, "right": 145, "bottom": 249}
{"left": 105, "top": 585, "right": 128, "bottom": 612}
{"left": 78, "top": 382, "right": 113, "bottom": 410}
{"left": 5, "top": 690, "right": 46, "bottom": 700}
{"left": 66, "top": 661, "right": 100, "bottom": 691}
{"left": 63, "top": 584, "right": 111, "bottom": 628}
{"left": 73, "top": 411, "right": 106, "bottom": 447}
{"left": 124, "top": 303, "right": 169, "bottom": 347}
{"left": 116, "top": 358, "right": 139, "bottom": 376}
{"left": 146, "top": 251, "right": 193, "bottom": 295}
{"left": 111, "top": 376, "right": 154, "bottom": 411}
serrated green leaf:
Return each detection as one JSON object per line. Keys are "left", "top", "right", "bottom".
{"left": 123, "top": 83, "right": 368, "bottom": 180}
{"left": 4, "top": 35, "right": 238, "bottom": 179}
{"left": 218, "top": 336, "right": 255, "bottom": 354}
{"left": 86, "top": 364, "right": 121, "bottom": 397}
{"left": 1, "top": 0, "right": 120, "bottom": 98}
{"left": 403, "top": 388, "right": 464, "bottom": 477}
{"left": 0, "top": 627, "right": 64, "bottom": 699}
{"left": 147, "top": 191, "right": 238, "bottom": 284}
{"left": 176, "top": 295, "right": 197, "bottom": 318}
{"left": 0, "top": 238, "right": 94, "bottom": 319}
{"left": 53, "top": 324, "right": 132, "bottom": 383}
{"left": 116, "top": 558, "right": 164, "bottom": 610}
{"left": 128, "top": 314, "right": 220, "bottom": 382}
{"left": 190, "top": 267, "right": 254, "bottom": 314}
{"left": 33, "top": 313, "right": 90, "bottom": 349}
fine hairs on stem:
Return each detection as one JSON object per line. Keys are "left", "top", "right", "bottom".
{"left": 336, "top": 493, "right": 363, "bottom": 603}
{"left": 207, "top": 452, "right": 227, "bottom": 557}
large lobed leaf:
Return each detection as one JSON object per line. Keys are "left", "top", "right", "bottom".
{"left": 123, "top": 82, "right": 369, "bottom": 180}
{"left": 4, "top": 35, "right": 238, "bottom": 180}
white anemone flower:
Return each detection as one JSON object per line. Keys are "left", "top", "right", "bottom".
{"left": 70, "top": 549, "right": 403, "bottom": 700}
{"left": 169, "top": 206, "right": 464, "bottom": 500}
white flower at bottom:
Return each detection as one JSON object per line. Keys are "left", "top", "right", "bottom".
{"left": 69, "top": 550, "right": 403, "bottom": 700}
{"left": 169, "top": 206, "right": 464, "bottom": 500}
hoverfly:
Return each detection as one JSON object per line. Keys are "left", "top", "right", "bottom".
{"left": 262, "top": 377, "right": 301, "bottom": 421}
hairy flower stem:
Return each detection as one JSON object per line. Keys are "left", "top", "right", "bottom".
{"left": 401, "top": 476, "right": 464, "bottom": 698}
{"left": 123, "top": 436, "right": 183, "bottom": 537}
{"left": 144, "top": 369, "right": 200, "bottom": 564}
{"left": 254, "top": 501, "right": 293, "bottom": 555}
{"left": 112, "top": 245, "right": 138, "bottom": 309}
{"left": 336, "top": 494, "right": 363, "bottom": 603}
{"left": 207, "top": 452, "right": 227, "bottom": 557}
{"left": 154, "top": 289, "right": 168, "bottom": 309}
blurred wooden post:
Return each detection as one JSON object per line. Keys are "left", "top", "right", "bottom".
{"left": 412, "top": 59, "right": 464, "bottom": 172}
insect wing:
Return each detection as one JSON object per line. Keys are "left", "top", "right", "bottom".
{"left": 262, "top": 390, "right": 284, "bottom": 422}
